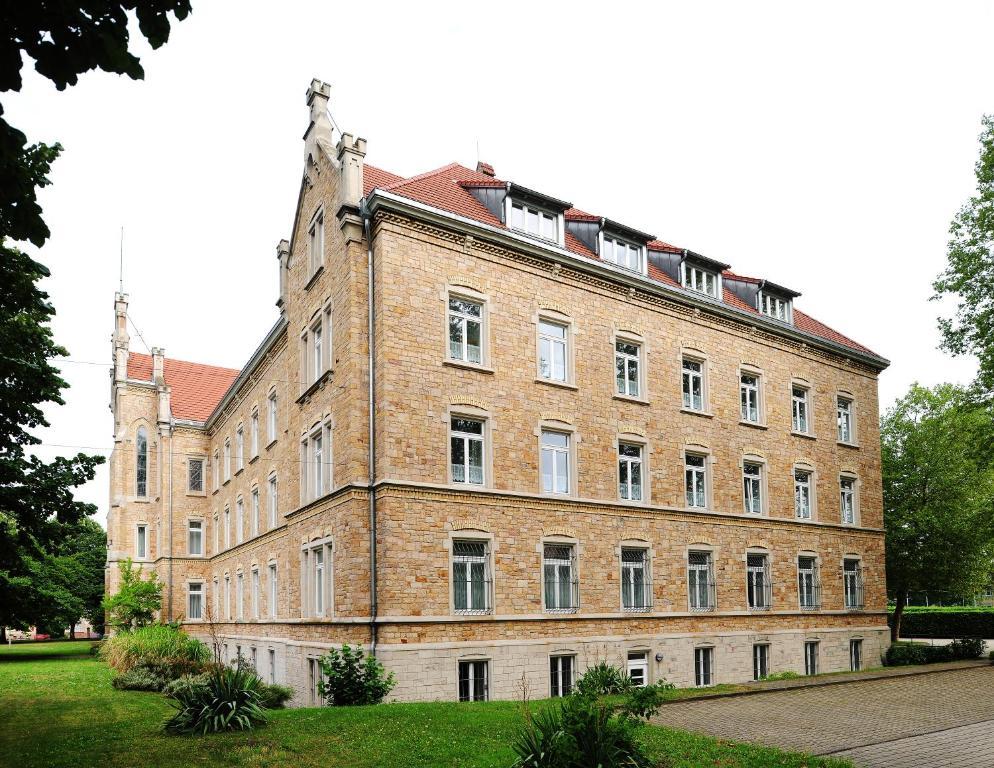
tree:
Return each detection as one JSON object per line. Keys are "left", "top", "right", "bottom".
{"left": 0, "top": 2, "right": 190, "bottom": 638}
{"left": 933, "top": 115, "right": 994, "bottom": 397}
{"left": 882, "top": 383, "right": 994, "bottom": 641}
{"left": 102, "top": 558, "right": 162, "bottom": 632}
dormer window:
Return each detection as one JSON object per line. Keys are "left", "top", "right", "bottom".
{"left": 510, "top": 202, "right": 559, "bottom": 242}
{"left": 683, "top": 264, "right": 718, "bottom": 298}
{"left": 601, "top": 236, "right": 644, "bottom": 274}
{"left": 760, "top": 292, "right": 790, "bottom": 322}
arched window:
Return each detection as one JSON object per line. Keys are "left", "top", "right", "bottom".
{"left": 136, "top": 426, "right": 148, "bottom": 497}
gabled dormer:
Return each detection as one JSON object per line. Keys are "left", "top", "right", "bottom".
{"left": 462, "top": 173, "right": 569, "bottom": 248}
{"left": 724, "top": 272, "right": 800, "bottom": 324}
{"left": 565, "top": 214, "right": 654, "bottom": 277}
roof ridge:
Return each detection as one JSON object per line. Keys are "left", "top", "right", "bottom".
{"left": 379, "top": 161, "right": 469, "bottom": 192}
{"left": 130, "top": 350, "right": 240, "bottom": 375}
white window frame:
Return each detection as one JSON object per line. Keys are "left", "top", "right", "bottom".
{"left": 537, "top": 317, "right": 570, "bottom": 384}
{"left": 450, "top": 416, "right": 486, "bottom": 487}
{"left": 684, "top": 452, "right": 708, "bottom": 509}
{"left": 187, "top": 519, "right": 203, "bottom": 556}
{"left": 615, "top": 339, "right": 642, "bottom": 398}
{"left": 746, "top": 552, "right": 772, "bottom": 611}
{"left": 739, "top": 372, "right": 762, "bottom": 423}
{"left": 840, "top": 475, "right": 857, "bottom": 525}
{"left": 236, "top": 572, "right": 244, "bottom": 620}
{"left": 759, "top": 291, "right": 791, "bottom": 322}
{"left": 458, "top": 659, "right": 490, "bottom": 702}
{"left": 850, "top": 639, "right": 863, "bottom": 671}
{"left": 601, "top": 234, "right": 645, "bottom": 275}
{"left": 212, "top": 449, "right": 220, "bottom": 491}
{"left": 235, "top": 425, "right": 244, "bottom": 472}
{"left": 223, "top": 438, "right": 231, "bottom": 483}
{"left": 794, "top": 468, "right": 814, "bottom": 520}
{"left": 549, "top": 654, "right": 574, "bottom": 697}
{"left": 266, "top": 390, "right": 278, "bottom": 444}
{"left": 542, "top": 540, "right": 579, "bottom": 612}
{"left": 451, "top": 539, "right": 491, "bottom": 615}
{"left": 621, "top": 546, "right": 652, "bottom": 611}
{"left": 682, "top": 263, "right": 719, "bottom": 298}
{"left": 250, "top": 408, "right": 259, "bottom": 458}
{"left": 267, "top": 473, "right": 278, "bottom": 529}
{"left": 187, "top": 582, "right": 203, "bottom": 621}
{"left": 843, "top": 558, "right": 864, "bottom": 611}
{"left": 508, "top": 199, "right": 562, "bottom": 245}
{"left": 681, "top": 356, "right": 706, "bottom": 411}
{"left": 804, "top": 641, "right": 819, "bottom": 675}
{"left": 837, "top": 396, "right": 855, "bottom": 444}
{"left": 742, "top": 461, "right": 763, "bottom": 514}
{"left": 688, "top": 550, "right": 716, "bottom": 612}
{"left": 798, "top": 555, "right": 820, "bottom": 610}
{"left": 235, "top": 496, "right": 244, "bottom": 544}
{"left": 447, "top": 294, "right": 485, "bottom": 366}
{"left": 212, "top": 514, "right": 219, "bottom": 555}
{"left": 694, "top": 646, "right": 714, "bottom": 687}
{"left": 618, "top": 442, "right": 644, "bottom": 502}
{"left": 224, "top": 575, "right": 231, "bottom": 620}
{"left": 791, "top": 384, "right": 811, "bottom": 435}
{"left": 301, "top": 539, "right": 332, "bottom": 619}
{"left": 251, "top": 487, "right": 260, "bottom": 537}
{"left": 540, "top": 430, "right": 571, "bottom": 496}
{"left": 268, "top": 561, "right": 278, "bottom": 619}
{"left": 135, "top": 523, "right": 148, "bottom": 560}
{"left": 627, "top": 651, "right": 649, "bottom": 687}
{"left": 251, "top": 567, "right": 260, "bottom": 619}
{"left": 308, "top": 208, "right": 324, "bottom": 277}
{"left": 752, "top": 643, "right": 770, "bottom": 681}
{"left": 223, "top": 505, "right": 231, "bottom": 549}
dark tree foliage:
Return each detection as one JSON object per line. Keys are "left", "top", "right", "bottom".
{"left": 0, "top": 2, "right": 190, "bottom": 637}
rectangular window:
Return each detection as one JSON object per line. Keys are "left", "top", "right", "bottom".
{"left": 308, "top": 658, "right": 323, "bottom": 705}
{"left": 682, "top": 358, "right": 704, "bottom": 410}
{"left": 236, "top": 573, "right": 244, "bottom": 620}
{"left": 235, "top": 426, "right": 244, "bottom": 472}
{"left": 602, "top": 236, "right": 644, "bottom": 273}
{"left": 798, "top": 556, "right": 819, "bottom": 609}
{"left": 540, "top": 431, "right": 570, "bottom": 495}
{"left": 510, "top": 202, "right": 558, "bottom": 242}
{"left": 850, "top": 639, "right": 863, "bottom": 671}
{"left": 804, "top": 641, "right": 819, "bottom": 675}
{"left": 840, "top": 477, "right": 856, "bottom": 525}
{"left": 188, "top": 458, "right": 204, "bottom": 493}
{"left": 251, "top": 488, "right": 260, "bottom": 537}
{"left": 685, "top": 454, "right": 707, "bottom": 508}
{"left": 268, "top": 649, "right": 276, "bottom": 684}
{"left": 761, "top": 293, "right": 789, "bottom": 321}
{"left": 627, "top": 651, "right": 649, "bottom": 687}
{"left": 747, "top": 553, "right": 772, "bottom": 610}
{"left": 743, "top": 462, "right": 762, "bottom": 514}
{"left": 538, "top": 320, "right": 568, "bottom": 382}
{"left": 268, "top": 475, "right": 278, "bottom": 529}
{"left": 309, "top": 209, "right": 324, "bottom": 275}
{"left": 614, "top": 340, "right": 641, "bottom": 397}
{"left": 311, "top": 430, "right": 324, "bottom": 499}
{"left": 452, "top": 540, "right": 490, "bottom": 614}
{"left": 688, "top": 551, "right": 715, "bottom": 611}
{"left": 450, "top": 417, "right": 485, "bottom": 485}
{"left": 621, "top": 548, "right": 651, "bottom": 610}
{"left": 235, "top": 498, "right": 244, "bottom": 544}
{"left": 223, "top": 439, "right": 231, "bottom": 482}
{"left": 543, "top": 543, "right": 577, "bottom": 611}
{"left": 136, "top": 524, "right": 147, "bottom": 559}
{"left": 458, "top": 660, "right": 489, "bottom": 702}
{"left": 694, "top": 647, "right": 714, "bottom": 687}
{"left": 251, "top": 568, "right": 260, "bottom": 619}
{"left": 618, "top": 443, "right": 643, "bottom": 501}
{"left": 267, "top": 391, "right": 277, "bottom": 444}
{"left": 837, "top": 397, "right": 853, "bottom": 443}
{"left": 250, "top": 410, "right": 259, "bottom": 457}
{"left": 794, "top": 470, "right": 812, "bottom": 519}
{"left": 740, "top": 374, "right": 760, "bottom": 422}
{"left": 448, "top": 297, "right": 483, "bottom": 364}
{"left": 792, "top": 386, "right": 809, "bottom": 433}
{"left": 684, "top": 265, "right": 717, "bottom": 297}
{"left": 313, "top": 547, "right": 325, "bottom": 616}
{"left": 844, "top": 559, "right": 864, "bottom": 610}
{"left": 268, "top": 563, "right": 278, "bottom": 619}
{"left": 213, "top": 517, "right": 219, "bottom": 554}
{"left": 550, "top": 655, "right": 574, "bottom": 697}
{"left": 224, "top": 506, "right": 230, "bottom": 549}
{"left": 311, "top": 319, "right": 323, "bottom": 383}
{"left": 213, "top": 449, "right": 219, "bottom": 490}
{"left": 752, "top": 644, "right": 769, "bottom": 681}
{"left": 188, "top": 520, "right": 203, "bottom": 556}
{"left": 224, "top": 575, "right": 231, "bottom": 619}
{"left": 187, "top": 582, "right": 203, "bottom": 620}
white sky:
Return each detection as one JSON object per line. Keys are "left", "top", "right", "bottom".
{"left": 7, "top": 1, "right": 990, "bottom": 528}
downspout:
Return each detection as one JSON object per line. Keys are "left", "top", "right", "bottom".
{"left": 167, "top": 419, "right": 175, "bottom": 622}
{"left": 362, "top": 203, "right": 378, "bottom": 656}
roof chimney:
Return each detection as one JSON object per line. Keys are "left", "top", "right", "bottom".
{"left": 304, "top": 79, "right": 334, "bottom": 164}
{"left": 337, "top": 133, "right": 367, "bottom": 208}
{"left": 152, "top": 347, "right": 165, "bottom": 384}
{"left": 476, "top": 161, "right": 495, "bottom": 177}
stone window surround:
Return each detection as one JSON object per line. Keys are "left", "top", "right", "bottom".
{"left": 793, "top": 460, "right": 819, "bottom": 522}
{"left": 678, "top": 346, "right": 712, "bottom": 416}
{"left": 841, "top": 552, "right": 865, "bottom": 612}
{"left": 455, "top": 654, "right": 491, "bottom": 702}
{"left": 212, "top": 448, "right": 220, "bottom": 493}
{"left": 306, "top": 206, "right": 325, "bottom": 283}
{"left": 790, "top": 377, "right": 816, "bottom": 438}
{"left": 693, "top": 644, "right": 717, "bottom": 687}
{"left": 250, "top": 565, "right": 261, "bottom": 619}
{"left": 266, "top": 387, "right": 279, "bottom": 447}
{"left": 235, "top": 422, "right": 245, "bottom": 474}
{"left": 249, "top": 405, "right": 260, "bottom": 461}
{"left": 300, "top": 535, "right": 333, "bottom": 620}
{"left": 742, "top": 545, "right": 773, "bottom": 612}
{"left": 444, "top": 404, "right": 494, "bottom": 490}
{"left": 267, "top": 558, "right": 279, "bottom": 620}
{"left": 615, "top": 538, "right": 653, "bottom": 612}
{"left": 738, "top": 451, "right": 769, "bottom": 516}
{"left": 211, "top": 511, "right": 219, "bottom": 556}
{"left": 133, "top": 423, "right": 150, "bottom": 500}
{"left": 612, "top": 328, "right": 649, "bottom": 404}
{"left": 549, "top": 651, "right": 577, "bottom": 697}
{"left": 683, "top": 541, "right": 718, "bottom": 612}
{"left": 249, "top": 482, "right": 260, "bottom": 538}
{"left": 267, "top": 472, "right": 279, "bottom": 530}
{"left": 444, "top": 529, "right": 496, "bottom": 616}
{"left": 186, "top": 516, "right": 205, "bottom": 557}
{"left": 186, "top": 454, "right": 207, "bottom": 496}
{"left": 235, "top": 494, "right": 245, "bottom": 545}
{"left": 612, "top": 432, "right": 650, "bottom": 505}
{"left": 533, "top": 307, "right": 578, "bottom": 389}
{"left": 836, "top": 389, "right": 859, "bottom": 447}
{"left": 299, "top": 415, "right": 333, "bottom": 505}
{"left": 682, "top": 442, "right": 714, "bottom": 511}
{"left": 796, "top": 549, "right": 821, "bottom": 611}
{"left": 538, "top": 533, "right": 581, "bottom": 614}
{"left": 235, "top": 567, "right": 245, "bottom": 620}
{"left": 626, "top": 646, "right": 653, "bottom": 686}
{"left": 535, "top": 419, "right": 580, "bottom": 497}
{"left": 185, "top": 578, "right": 205, "bottom": 623}
{"left": 442, "top": 283, "right": 493, "bottom": 372}
{"left": 839, "top": 469, "right": 861, "bottom": 526}
{"left": 135, "top": 521, "right": 149, "bottom": 561}
{"left": 223, "top": 503, "right": 231, "bottom": 550}
{"left": 738, "top": 362, "right": 768, "bottom": 427}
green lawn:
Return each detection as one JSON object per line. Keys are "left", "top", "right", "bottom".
{"left": 0, "top": 641, "right": 850, "bottom": 768}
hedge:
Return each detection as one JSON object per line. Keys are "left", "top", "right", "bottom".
{"left": 889, "top": 609, "right": 994, "bottom": 638}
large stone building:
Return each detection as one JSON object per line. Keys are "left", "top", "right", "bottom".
{"left": 105, "top": 79, "right": 889, "bottom": 704}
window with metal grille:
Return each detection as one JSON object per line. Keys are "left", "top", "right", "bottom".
{"left": 136, "top": 427, "right": 148, "bottom": 497}
{"left": 615, "top": 340, "right": 641, "bottom": 396}
{"left": 448, "top": 296, "right": 483, "bottom": 364}
{"left": 618, "top": 443, "right": 643, "bottom": 501}
{"left": 850, "top": 639, "right": 863, "bottom": 671}
{"left": 743, "top": 462, "right": 762, "bottom": 514}
{"left": 804, "top": 641, "right": 819, "bottom": 675}
{"left": 188, "top": 458, "right": 204, "bottom": 493}
{"left": 685, "top": 454, "right": 707, "bottom": 508}
{"left": 452, "top": 540, "right": 490, "bottom": 614}
{"left": 798, "top": 556, "right": 820, "bottom": 609}
{"left": 747, "top": 553, "right": 772, "bottom": 610}
{"left": 458, "top": 660, "right": 489, "bottom": 702}
{"left": 550, "top": 655, "right": 574, "bottom": 697}
{"left": 752, "top": 644, "right": 769, "bottom": 680}
{"left": 844, "top": 559, "right": 864, "bottom": 610}
{"left": 621, "top": 548, "right": 651, "bottom": 610}
{"left": 688, "top": 551, "right": 715, "bottom": 611}
{"left": 740, "top": 374, "right": 760, "bottom": 422}
{"left": 451, "top": 418, "right": 485, "bottom": 485}
{"left": 682, "top": 359, "right": 704, "bottom": 410}
{"left": 543, "top": 544, "right": 578, "bottom": 611}
{"left": 694, "top": 647, "right": 714, "bottom": 687}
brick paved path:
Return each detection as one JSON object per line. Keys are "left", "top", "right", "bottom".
{"left": 835, "top": 721, "right": 994, "bottom": 768}
{"left": 652, "top": 666, "right": 994, "bottom": 764}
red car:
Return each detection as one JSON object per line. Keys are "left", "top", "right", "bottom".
{"left": 32, "top": 634, "right": 50, "bottom": 641}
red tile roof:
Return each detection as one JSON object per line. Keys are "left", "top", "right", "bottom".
{"left": 364, "top": 162, "right": 881, "bottom": 360}
{"left": 126, "top": 352, "right": 240, "bottom": 422}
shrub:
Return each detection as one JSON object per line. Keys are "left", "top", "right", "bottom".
{"left": 258, "top": 682, "right": 294, "bottom": 709}
{"left": 164, "top": 667, "right": 267, "bottom": 735}
{"left": 163, "top": 670, "right": 294, "bottom": 710}
{"left": 111, "top": 664, "right": 169, "bottom": 692}
{"left": 886, "top": 638, "right": 985, "bottom": 666}
{"left": 102, "top": 559, "right": 163, "bottom": 632}
{"left": 890, "top": 609, "right": 994, "bottom": 638}
{"left": 573, "top": 661, "right": 633, "bottom": 697}
{"left": 989, "top": 649, "right": 994, "bottom": 664}
{"left": 759, "top": 671, "right": 801, "bottom": 681}
{"left": 948, "top": 637, "right": 986, "bottom": 659}
{"left": 617, "top": 682, "right": 676, "bottom": 719}
{"left": 101, "top": 624, "right": 210, "bottom": 680}
{"left": 317, "top": 644, "right": 395, "bottom": 705}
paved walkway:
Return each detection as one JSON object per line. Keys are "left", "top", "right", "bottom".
{"left": 652, "top": 665, "right": 994, "bottom": 766}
